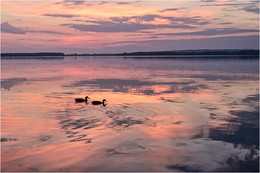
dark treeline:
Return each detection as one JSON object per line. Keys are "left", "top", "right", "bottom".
{"left": 1, "top": 52, "right": 65, "bottom": 56}
{"left": 118, "top": 49, "right": 259, "bottom": 56}
{"left": 1, "top": 50, "right": 259, "bottom": 57}
{"left": 67, "top": 53, "right": 117, "bottom": 56}
{"left": 67, "top": 49, "right": 259, "bottom": 56}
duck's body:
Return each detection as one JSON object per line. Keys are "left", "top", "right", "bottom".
{"left": 75, "top": 98, "right": 85, "bottom": 102}
{"left": 92, "top": 101, "right": 102, "bottom": 105}
{"left": 75, "top": 96, "right": 89, "bottom": 103}
{"left": 92, "top": 99, "right": 107, "bottom": 105}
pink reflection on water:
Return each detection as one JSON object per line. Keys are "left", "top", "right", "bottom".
{"left": 1, "top": 57, "right": 259, "bottom": 171}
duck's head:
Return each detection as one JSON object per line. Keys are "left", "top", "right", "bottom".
{"left": 85, "top": 96, "right": 89, "bottom": 100}
{"left": 102, "top": 100, "right": 107, "bottom": 106}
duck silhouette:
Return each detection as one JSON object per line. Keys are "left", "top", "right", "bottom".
{"left": 75, "top": 96, "right": 89, "bottom": 103}
{"left": 92, "top": 99, "right": 107, "bottom": 106}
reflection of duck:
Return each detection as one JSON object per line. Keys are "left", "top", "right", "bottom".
{"left": 75, "top": 96, "right": 89, "bottom": 103}
{"left": 92, "top": 99, "right": 107, "bottom": 106}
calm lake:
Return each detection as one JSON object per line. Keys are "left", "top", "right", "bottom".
{"left": 1, "top": 56, "right": 259, "bottom": 172}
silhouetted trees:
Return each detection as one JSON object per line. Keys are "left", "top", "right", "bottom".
{"left": 1, "top": 50, "right": 259, "bottom": 57}
{"left": 1, "top": 52, "right": 65, "bottom": 56}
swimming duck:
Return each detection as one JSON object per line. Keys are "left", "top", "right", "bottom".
{"left": 75, "top": 96, "right": 89, "bottom": 103}
{"left": 92, "top": 99, "right": 107, "bottom": 106}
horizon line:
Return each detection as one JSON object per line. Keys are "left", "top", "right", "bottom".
{"left": 1, "top": 49, "right": 259, "bottom": 55}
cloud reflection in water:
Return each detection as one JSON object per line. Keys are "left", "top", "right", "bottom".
{"left": 1, "top": 56, "right": 259, "bottom": 172}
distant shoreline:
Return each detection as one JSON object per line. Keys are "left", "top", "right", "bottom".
{"left": 1, "top": 55, "right": 259, "bottom": 60}
{"left": 1, "top": 49, "right": 259, "bottom": 57}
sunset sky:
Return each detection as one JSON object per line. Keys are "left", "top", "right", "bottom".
{"left": 1, "top": 0, "right": 259, "bottom": 53}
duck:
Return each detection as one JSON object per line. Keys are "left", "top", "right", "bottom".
{"left": 75, "top": 96, "right": 89, "bottom": 103}
{"left": 92, "top": 99, "right": 107, "bottom": 106}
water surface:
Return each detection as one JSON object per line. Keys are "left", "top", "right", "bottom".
{"left": 1, "top": 56, "right": 259, "bottom": 172}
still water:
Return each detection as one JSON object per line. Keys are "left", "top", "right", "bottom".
{"left": 1, "top": 56, "right": 259, "bottom": 172}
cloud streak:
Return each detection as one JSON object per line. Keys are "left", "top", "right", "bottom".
{"left": 200, "top": 0, "right": 217, "bottom": 2}
{"left": 62, "top": 22, "right": 194, "bottom": 33}
{"left": 1, "top": 22, "right": 26, "bottom": 34}
{"left": 1, "top": 22, "right": 67, "bottom": 35}
{"left": 100, "top": 35, "right": 259, "bottom": 52}
{"left": 61, "top": 14, "right": 209, "bottom": 33}
{"left": 56, "top": 0, "right": 85, "bottom": 6}
{"left": 200, "top": 3, "right": 240, "bottom": 7}
{"left": 155, "top": 28, "right": 259, "bottom": 36}
{"left": 158, "top": 8, "right": 180, "bottom": 12}
{"left": 242, "top": 5, "right": 259, "bottom": 14}
{"left": 110, "top": 14, "right": 209, "bottom": 25}
{"left": 43, "top": 13, "right": 81, "bottom": 18}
